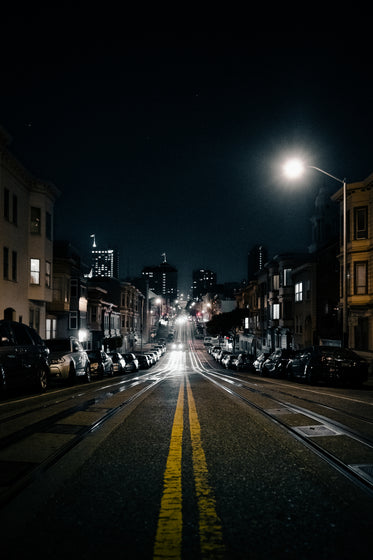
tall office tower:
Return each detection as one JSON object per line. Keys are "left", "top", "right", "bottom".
{"left": 192, "top": 269, "right": 217, "bottom": 299}
{"left": 142, "top": 253, "right": 178, "bottom": 299}
{"left": 90, "top": 235, "right": 119, "bottom": 279}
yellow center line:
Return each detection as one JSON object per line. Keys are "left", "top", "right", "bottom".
{"left": 186, "top": 376, "right": 225, "bottom": 559}
{"left": 154, "top": 375, "right": 225, "bottom": 559}
{"left": 153, "top": 379, "right": 184, "bottom": 559}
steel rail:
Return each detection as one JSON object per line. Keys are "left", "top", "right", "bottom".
{"left": 189, "top": 344, "right": 373, "bottom": 497}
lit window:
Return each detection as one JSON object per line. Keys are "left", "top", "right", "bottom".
{"left": 295, "top": 282, "right": 303, "bottom": 302}
{"left": 272, "top": 303, "right": 280, "bottom": 319}
{"left": 30, "top": 258, "right": 40, "bottom": 285}
{"left": 354, "top": 261, "right": 367, "bottom": 295}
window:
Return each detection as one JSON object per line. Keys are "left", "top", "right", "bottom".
{"left": 354, "top": 207, "right": 368, "bottom": 240}
{"left": 45, "top": 319, "right": 57, "bottom": 340}
{"left": 284, "top": 268, "right": 292, "bottom": 286}
{"left": 12, "top": 251, "right": 17, "bottom": 281}
{"left": 69, "top": 311, "right": 78, "bottom": 329}
{"left": 46, "top": 211, "right": 52, "bottom": 240}
{"left": 30, "top": 307, "right": 40, "bottom": 333}
{"left": 30, "top": 258, "right": 40, "bottom": 285}
{"left": 295, "top": 282, "right": 303, "bottom": 302}
{"left": 272, "top": 303, "right": 280, "bottom": 319}
{"left": 4, "top": 188, "right": 9, "bottom": 220}
{"left": 70, "top": 279, "right": 78, "bottom": 297}
{"left": 45, "top": 261, "right": 51, "bottom": 288}
{"left": 273, "top": 274, "right": 279, "bottom": 290}
{"left": 3, "top": 247, "right": 9, "bottom": 279}
{"left": 12, "top": 194, "right": 18, "bottom": 224}
{"left": 354, "top": 261, "right": 367, "bottom": 295}
{"left": 30, "top": 207, "right": 41, "bottom": 234}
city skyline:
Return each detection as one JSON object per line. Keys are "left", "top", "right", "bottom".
{"left": 1, "top": 25, "right": 372, "bottom": 294}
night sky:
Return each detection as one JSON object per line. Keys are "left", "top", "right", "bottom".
{"left": 1, "top": 16, "right": 372, "bottom": 294}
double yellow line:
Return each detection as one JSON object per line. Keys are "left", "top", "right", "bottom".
{"left": 153, "top": 376, "right": 225, "bottom": 559}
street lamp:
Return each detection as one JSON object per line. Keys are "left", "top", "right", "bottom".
{"left": 283, "top": 159, "right": 348, "bottom": 346}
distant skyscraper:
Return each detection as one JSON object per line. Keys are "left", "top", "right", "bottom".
{"left": 247, "top": 245, "right": 268, "bottom": 281}
{"left": 90, "top": 236, "right": 119, "bottom": 278}
{"left": 142, "top": 253, "right": 178, "bottom": 299}
{"left": 192, "top": 269, "right": 217, "bottom": 299}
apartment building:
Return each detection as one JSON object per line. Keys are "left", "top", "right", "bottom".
{"left": 0, "top": 127, "right": 60, "bottom": 336}
{"left": 332, "top": 172, "right": 373, "bottom": 358}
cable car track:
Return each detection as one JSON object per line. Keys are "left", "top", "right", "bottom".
{"left": 189, "top": 343, "right": 373, "bottom": 497}
{"left": 0, "top": 360, "right": 175, "bottom": 507}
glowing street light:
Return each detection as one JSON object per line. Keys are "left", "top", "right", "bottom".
{"left": 283, "top": 159, "right": 348, "bottom": 346}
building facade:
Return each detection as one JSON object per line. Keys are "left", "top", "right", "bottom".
{"left": 0, "top": 126, "right": 60, "bottom": 337}
{"left": 332, "top": 172, "right": 373, "bottom": 360}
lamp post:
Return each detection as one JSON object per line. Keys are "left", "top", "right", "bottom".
{"left": 283, "top": 160, "right": 348, "bottom": 346}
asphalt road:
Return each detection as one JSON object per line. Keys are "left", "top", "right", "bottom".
{"left": 1, "top": 333, "right": 372, "bottom": 559}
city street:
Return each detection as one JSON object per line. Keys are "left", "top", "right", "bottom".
{"left": 0, "top": 322, "right": 372, "bottom": 559}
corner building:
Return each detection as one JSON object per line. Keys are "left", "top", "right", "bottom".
{"left": 0, "top": 127, "right": 60, "bottom": 337}
{"left": 332, "top": 172, "right": 373, "bottom": 362}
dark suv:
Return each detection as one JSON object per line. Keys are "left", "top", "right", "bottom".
{"left": 0, "top": 320, "right": 50, "bottom": 393}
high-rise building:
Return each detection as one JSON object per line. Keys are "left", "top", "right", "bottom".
{"left": 192, "top": 269, "right": 217, "bottom": 299}
{"left": 142, "top": 253, "right": 178, "bottom": 299}
{"left": 90, "top": 235, "right": 119, "bottom": 279}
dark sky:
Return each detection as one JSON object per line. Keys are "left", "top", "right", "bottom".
{"left": 1, "top": 16, "right": 372, "bottom": 294}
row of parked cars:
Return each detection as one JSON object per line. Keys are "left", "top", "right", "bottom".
{"left": 207, "top": 343, "right": 369, "bottom": 386}
{"left": 0, "top": 320, "right": 167, "bottom": 395}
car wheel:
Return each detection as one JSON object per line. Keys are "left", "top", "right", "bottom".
{"left": 36, "top": 367, "right": 48, "bottom": 392}
{"left": 84, "top": 363, "right": 91, "bottom": 383}
{"left": 305, "top": 365, "right": 316, "bottom": 384}
{"left": 68, "top": 361, "right": 77, "bottom": 384}
{"left": 0, "top": 366, "right": 7, "bottom": 396}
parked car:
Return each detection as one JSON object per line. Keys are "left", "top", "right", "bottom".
{"left": 234, "top": 353, "right": 254, "bottom": 372}
{"left": 122, "top": 353, "right": 139, "bottom": 372}
{"left": 287, "top": 346, "right": 369, "bottom": 386}
{"left": 210, "top": 345, "right": 220, "bottom": 357}
{"left": 217, "top": 350, "right": 230, "bottom": 363}
{"left": 145, "top": 351, "right": 158, "bottom": 365}
{"left": 87, "top": 350, "right": 114, "bottom": 377}
{"left": 211, "top": 346, "right": 222, "bottom": 359}
{"left": 135, "top": 354, "right": 152, "bottom": 369}
{"left": 0, "top": 320, "right": 50, "bottom": 393}
{"left": 45, "top": 337, "right": 91, "bottom": 383}
{"left": 222, "top": 353, "right": 239, "bottom": 369}
{"left": 252, "top": 352, "right": 269, "bottom": 373}
{"left": 109, "top": 352, "right": 126, "bottom": 374}
{"left": 261, "top": 349, "right": 295, "bottom": 378}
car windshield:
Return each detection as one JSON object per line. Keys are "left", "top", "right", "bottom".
{"left": 319, "top": 347, "right": 361, "bottom": 360}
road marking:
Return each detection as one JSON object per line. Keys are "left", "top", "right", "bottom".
{"left": 186, "top": 377, "right": 225, "bottom": 559}
{"left": 153, "top": 379, "right": 184, "bottom": 559}
{"left": 154, "top": 376, "right": 225, "bottom": 559}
